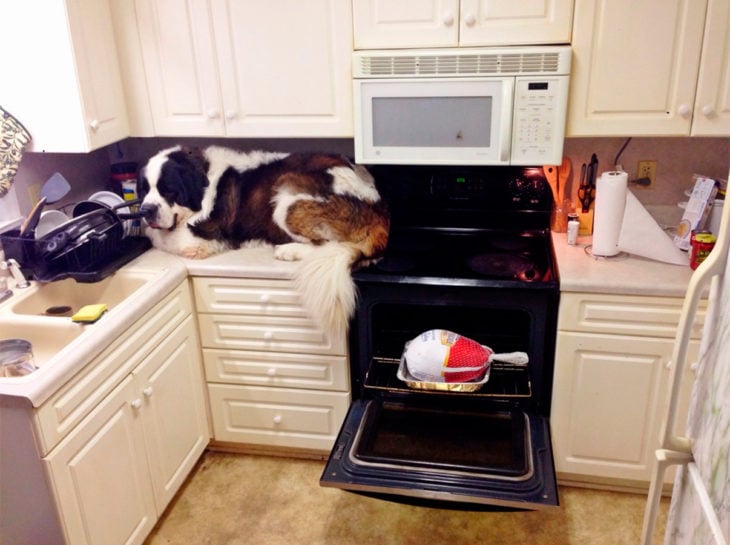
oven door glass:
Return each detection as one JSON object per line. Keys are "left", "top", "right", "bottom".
{"left": 321, "top": 399, "right": 558, "bottom": 509}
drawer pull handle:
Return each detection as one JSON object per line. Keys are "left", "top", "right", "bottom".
{"left": 267, "top": 368, "right": 277, "bottom": 377}
{"left": 263, "top": 331, "right": 273, "bottom": 340}
{"left": 143, "top": 387, "right": 154, "bottom": 397}
{"left": 131, "top": 398, "right": 143, "bottom": 410}
{"left": 273, "top": 415, "right": 282, "bottom": 424}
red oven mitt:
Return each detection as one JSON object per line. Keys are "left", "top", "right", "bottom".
{"left": 404, "top": 329, "right": 528, "bottom": 383}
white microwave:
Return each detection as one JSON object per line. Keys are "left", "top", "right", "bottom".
{"left": 353, "top": 46, "right": 571, "bottom": 166}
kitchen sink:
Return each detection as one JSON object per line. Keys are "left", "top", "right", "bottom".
{"left": 0, "top": 318, "right": 84, "bottom": 369}
{"left": 9, "top": 271, "right": 156, "bottom": 317}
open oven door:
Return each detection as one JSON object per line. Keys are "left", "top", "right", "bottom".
{"left": 320, "top": 397, "right": 559, "bottom": 510}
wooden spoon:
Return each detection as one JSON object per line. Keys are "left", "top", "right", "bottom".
{"left": 557, "top": 156, "right": 571, "bottom": 204}
{"left": 542, "top": 165, "right": 559, "bottom": 204}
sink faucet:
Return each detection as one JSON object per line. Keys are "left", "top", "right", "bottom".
{"left": 0, "top": 259, "right": 30, "bottom": 289}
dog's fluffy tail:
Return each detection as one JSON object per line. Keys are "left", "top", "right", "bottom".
{"left": 294, "top": 242, "right": 361, "bottom": 339}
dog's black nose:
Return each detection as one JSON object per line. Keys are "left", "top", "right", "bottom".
{"left": 138, "top": 202, "right": 158, "bottom": 221}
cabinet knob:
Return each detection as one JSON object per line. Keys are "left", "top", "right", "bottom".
{"left": 143, "top": 386, "right": 154, "bottom": 397}
{"left": 678, "top": 104, "right": 692, "bottom": 117}
{"left": 267, "top": 367, "right": 277, "bottom": 377}
{"left": 89, "top": 119, "right": 100, "bottom": 131}
{"left": 207, "top": 109, "right": 220, "bottom": 119}
{"left": 665, "top": 361, "right": 672, "bottom": 370}
{"left": 273, "top": 415, "right": 282, "bottom": 424}
{"left": 224, "top": 110, "right": 237, "bottom": 120}
{"left": 131, "top": 398, "right": 143, "bottom": 410}
{"left": 260, "top": 294, "right": 270, "bottom": 303}
{"left": 442, "top": 11, "right": 454, "bottom": 26}
{"left": 463, "top": 13, "right": 476, "bottom": 27}
{"left": 690, "top": 361, "right": 699, "bottom": 374}
{"left": 701, "top": 104, "right": 716, "bottom": 117}
{"left": 263, "top": 331, "right": 273, "bottom": 340}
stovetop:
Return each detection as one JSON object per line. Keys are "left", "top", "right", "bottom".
{"left": 356, "top": 165, "right": 558, "bottom": 288}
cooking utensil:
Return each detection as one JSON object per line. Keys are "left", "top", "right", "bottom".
{"left": 556, "top": 156, "right": 571, "bottom": 204}
{"left": 542, "top": 164, "right": 559, "bottom": 204}
{"left": 40, "top": 172, "right": 71, "bottom": 204}
{"left": 19, "top": 197, "right": 47, "bottom": 236}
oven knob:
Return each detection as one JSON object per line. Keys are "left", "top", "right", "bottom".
{"left": 273, "top": 415, "right": 283, "bottom": 425}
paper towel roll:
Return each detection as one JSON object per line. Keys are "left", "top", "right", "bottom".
{"left": 592, "top": 171, "right": 628, "bottom": 256}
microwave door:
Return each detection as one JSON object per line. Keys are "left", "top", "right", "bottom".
{"left": 354, "top": 78, "right": 514, "bottom": 166}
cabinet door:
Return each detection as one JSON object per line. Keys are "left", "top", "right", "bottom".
{"left": 134, "top": 0, "right": 225, "bottom": 135}
{"left": 353, "top": 0, "right": 460, "bottom": 49}
{"left": 551, "top": 331, "right": 698, "bottom": 484}
{"left": 45, "top": 377, "right": 157, "bottom": 545}
{"left": 692, "top": 0, "right": 730, "bottom": 136}
{"left": 567, "top": 0, "right": 708, "bottom": 136}
{"left": 210, "top": 0, "right": 353, "bottom": 136}
{"left": 1, "top": 0, "right": 129, "bottom": 152}
{"left": 459, "top": 0, "right": 573, "bottom": 46}
{"left": 134, "top": 317, "right": 210, "bottom": 513}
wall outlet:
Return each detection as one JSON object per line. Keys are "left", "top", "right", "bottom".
{"left": 636, "top": 160, "right": 657, "bottom": 187}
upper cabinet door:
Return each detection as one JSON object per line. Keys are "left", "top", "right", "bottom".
{"left": 1, "top": 0, "right": 129, "bottom": 152}
{"left": 210, "top": 0, "right": 353, "bottom": 137}
{"left": 459, "top": 0, "right": 573, "bottom": 46}
{"left": 567, "top": 0, "right": 708, "bottom": 136}
{"left": 352, "top": 0, "right": 572, "bottom": 49}
{"left": 692, "top": 0, "right": 730, "bottom": 136}
{"left": 134, "top": 0, "right": 225, "bottom": 136}
{"left": 353, "top": 0, "right": 460, "bottom": 49}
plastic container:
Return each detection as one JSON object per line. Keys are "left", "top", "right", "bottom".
{"left": 0, "top": 339, "right": 37, "bottom": 377}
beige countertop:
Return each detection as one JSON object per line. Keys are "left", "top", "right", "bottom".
{"left": 552, "top": 232, "right": 694, "bottom": 298}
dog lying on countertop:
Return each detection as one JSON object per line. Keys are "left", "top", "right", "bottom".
{"left": 136, "top": 145, "right": 390, "bottom": 336}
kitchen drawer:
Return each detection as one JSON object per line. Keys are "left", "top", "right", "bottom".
{"left": 558, "top": 293, "right": 706, "bottom": 339}
{"left": 197, "top": 313, "right": 346, "bottom": 356}
{"left": 33, "top": 282, "right": 193, "bottom": 455}
{"left": 203, "top": 348, "right": 348, "bottom": 391}
{"left": 193, "top": 277, "right": 307, "bottom": 318}
{"left": 208, "top": 383, "right": 350, "bottom": 451}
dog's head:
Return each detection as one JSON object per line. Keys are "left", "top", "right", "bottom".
{"left": 137, "top": 146, "right": 209, "bottom": 231}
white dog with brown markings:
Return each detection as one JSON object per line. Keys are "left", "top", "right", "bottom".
{"left": 137, "top": 145, "right": 390, "bottom": 336}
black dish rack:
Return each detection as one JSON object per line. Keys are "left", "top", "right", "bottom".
{"left": 1, "top": 205, "right": 151, "bottom": 283}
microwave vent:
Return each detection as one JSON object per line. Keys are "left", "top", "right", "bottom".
{"left": 355, "top": 48, "right": 569, "bottom": 78}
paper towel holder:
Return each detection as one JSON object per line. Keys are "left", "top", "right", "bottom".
{"left": 584, "top": 245, "right": 629, "bottom": 260}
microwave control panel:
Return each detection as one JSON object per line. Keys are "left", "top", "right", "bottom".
{"left": 511, "top": 76, "right": 570, "bottom": 166}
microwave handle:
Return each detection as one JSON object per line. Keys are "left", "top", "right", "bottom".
{"left": 500, "top": 81, "right": 515, "bottom": 163}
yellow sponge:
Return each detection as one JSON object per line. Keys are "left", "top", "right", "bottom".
{"left": 71, "top": 304, "right": 108, "bottom": 323}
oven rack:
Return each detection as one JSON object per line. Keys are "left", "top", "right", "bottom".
{"left": 364, "top": 357, "right": 531, "bottom": 398}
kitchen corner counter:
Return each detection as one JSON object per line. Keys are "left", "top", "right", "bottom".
{"left": 552, "top": 233, "right": 695, "bottom": 298}
{"left": 181, "top": 245, "right": 299, "bottom": 279}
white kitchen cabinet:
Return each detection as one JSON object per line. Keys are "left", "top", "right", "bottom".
{"left": 567, "top": 0, "right": 730, "bottom": 137}
{"left": 352, "top": 0, "right": 573, "bottom": 49}
{"left": 551, "top": 293, "right": 706, "bottom": 488}
{"left": 194, "top": 276, "right": 350, "bottom": 453}
{"left": 1, "top": 0, "right": 129, "bottom": 152}
{"left": 131, "top": 0, "right": 353, "bottom": 137}
{"left": 36, "top": 282, "right": 209, "bottom": 545}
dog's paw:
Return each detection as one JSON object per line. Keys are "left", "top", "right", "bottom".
{"left": 180, "top": 245, "right": 214, "bottom": 259}
{"left": 274, "top": 242, "right": 310, "bottom": 261}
